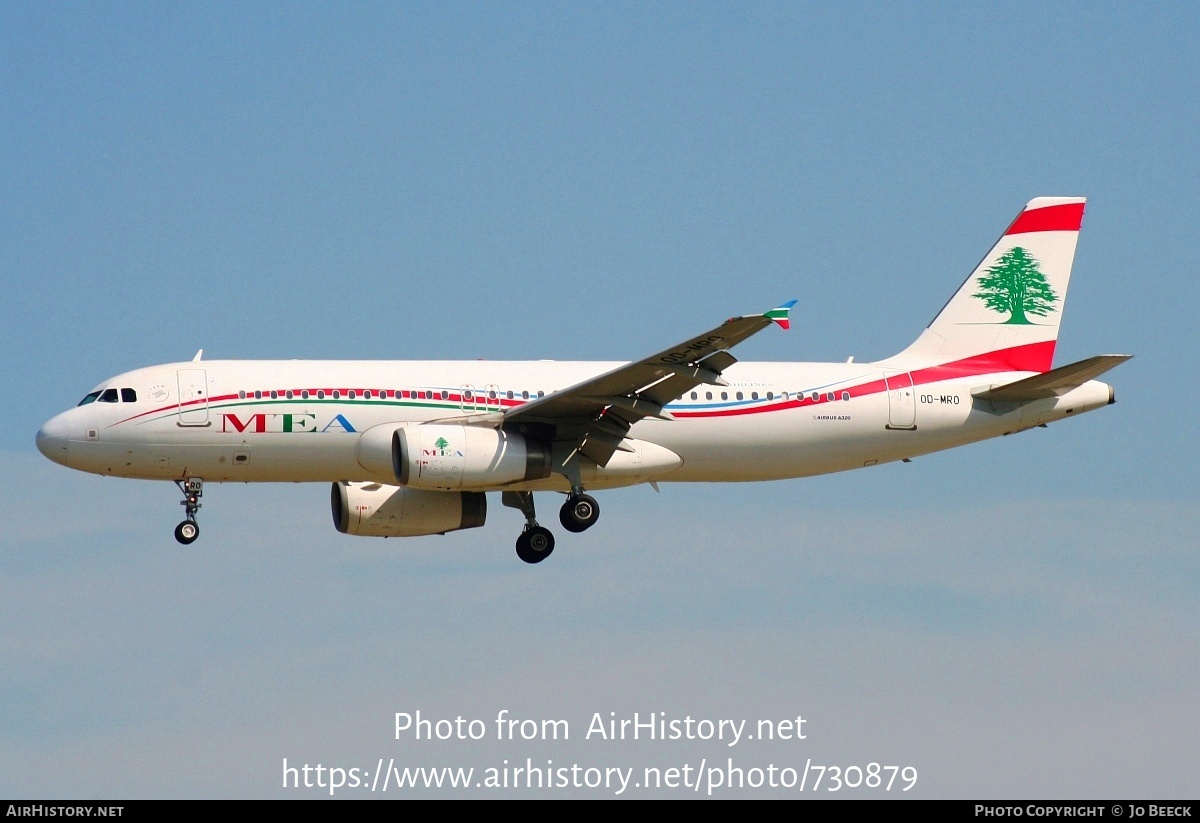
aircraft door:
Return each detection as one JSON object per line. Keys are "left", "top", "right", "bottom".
{"left": 883, "top": 370, "right": 916, "bottom": 430}
{"left": 459, "top": 384, "right": 478, "bottom": 413}
{"left": 177, "top": 369, "right": 210, "bottom": 426}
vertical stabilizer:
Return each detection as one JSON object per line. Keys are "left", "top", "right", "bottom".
{"left": 888, "top": 197, "right": 1085, "bottom": 373}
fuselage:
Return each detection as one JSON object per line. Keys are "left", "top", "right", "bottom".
{"left": 36, "top": 357, "right": 1114, "bottom": 491}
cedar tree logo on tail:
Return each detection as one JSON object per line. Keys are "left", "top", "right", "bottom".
{"left": 972, "top": 246, "right": 1059, "bottom": 324}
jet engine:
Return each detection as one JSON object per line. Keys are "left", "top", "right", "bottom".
{"left": 330, "top": 481, "right": 486, "bottom": 537}
{"left": 391, "top": 424, "right": 551, "bottom": 491}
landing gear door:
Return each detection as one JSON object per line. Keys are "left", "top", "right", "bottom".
{"left": 883, "top": 370, "right": 916, "bottom": 430}
{"left": 177, "top": 369, "right": 210, "bottom": 426}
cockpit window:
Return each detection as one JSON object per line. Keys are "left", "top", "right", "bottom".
{"left": 98, "top": 388, "right": 119, "bottom": 403}
{"left": 121, "top": 388, "right": 137, "bottom": 403}
{"left": 77, "top": 391, "right": 102, "bottom": 406}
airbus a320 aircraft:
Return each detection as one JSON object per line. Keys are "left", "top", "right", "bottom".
{"left": 37, "top": 197, "right": 1128, "bottom": 564}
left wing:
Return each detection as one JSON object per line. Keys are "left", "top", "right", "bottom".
{"left": 498, "top": 300, "right": 796, "bottom": 466}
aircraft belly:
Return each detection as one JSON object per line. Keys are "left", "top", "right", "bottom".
{"left": 637, "top": 399, "right": 892, "bottom": 481}
{"left": 637, "top": 386, "right": 1030, "bottom": 481}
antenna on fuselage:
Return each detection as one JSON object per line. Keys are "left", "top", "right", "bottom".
{"left": 192, "top": 349, "right": 204, "bottom": 362}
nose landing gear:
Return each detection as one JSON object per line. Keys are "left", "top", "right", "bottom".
{"left": 174, "top": 478, "right": 203, "bottom": 545}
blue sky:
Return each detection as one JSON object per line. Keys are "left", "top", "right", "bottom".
{"left": 2, "top": 2, "right": 1196, "bottom": 797}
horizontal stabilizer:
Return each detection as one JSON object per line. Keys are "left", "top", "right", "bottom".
{"left": 972, "top": 355, "right": 1132, "bottom": 402}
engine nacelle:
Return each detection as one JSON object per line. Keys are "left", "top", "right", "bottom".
{"left": 330, "top": 481, "right": 486, "bottom": 537}
{"left": 392, "top": 424, "right": 551, "bottom": 491}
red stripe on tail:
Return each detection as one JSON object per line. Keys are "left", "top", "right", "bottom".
{"left": 1005, "top": 203, "right": 1085, "bottom": 235}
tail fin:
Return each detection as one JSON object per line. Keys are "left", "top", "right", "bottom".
{"left": 889, "top": 197, "right": 1085, "bottom": 373}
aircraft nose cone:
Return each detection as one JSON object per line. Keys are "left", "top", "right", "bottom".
{"left": 36, "top": 415, "right": 70, "bottom": 465}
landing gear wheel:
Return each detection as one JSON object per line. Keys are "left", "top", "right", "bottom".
{"left": 516, "top": 526, "right": 555, "bottom": 564}
{"left": 559, "top": 493, "right": 600, "bottom": 533}
{"left": 174, "top": 478, "right": 204, "bottom": 544}
{"left": 175, "top": 520, "right": 200, "bottom": 545}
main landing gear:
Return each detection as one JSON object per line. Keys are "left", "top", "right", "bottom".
{"left": 559, "top": 492, "right": 600, "bottom": 533}
{"left": 174, "top": 478, "right": 203, "bottom": 545}
{"left": 503, "top": 489, "right": 601, "bottom": 564}
{"left": 504, "top": 491, "right": 555, "bottom": 564}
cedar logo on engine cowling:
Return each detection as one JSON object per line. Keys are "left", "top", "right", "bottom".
{"left": 220, "top": 412, "right": 357, "bottom": 433}
{"left": 423, "top": 436, "right": 463, "bottom": 457}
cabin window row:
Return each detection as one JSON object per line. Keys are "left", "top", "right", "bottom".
{"left": 234, "top": 388, "right": 547, "bottom": 401}
{"left": 686, "top": 390, "right": 852, "bottom": 402}
{"left": 462, "top": 389, "right": 546, "bottom": 401}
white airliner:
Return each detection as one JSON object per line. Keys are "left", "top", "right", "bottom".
{"left": 37, "top": 197, "right": 1128, "bottom": 563}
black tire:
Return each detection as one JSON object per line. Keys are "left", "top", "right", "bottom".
{"left": 516, "top": 526, "right": 555, "bottom": 564}
{"left": 559, "top": 493, "right": 600, "bottom": 533}
{"left": 174, "top": 520, "right": 199, "bottom": 545}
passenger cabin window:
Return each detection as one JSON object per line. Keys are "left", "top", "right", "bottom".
{"left": 842, "top": 391, "right": 850, "bottom": 401}
{"left": 301, "top": 390, "right": 310, "bottom": 400}
{"left": 270, "top": 390, "right": 278, "bottom": 399}
{"left": 767, "top": 392, "right": 774, "bottom": 400}
{"left": 254, "top": 390, "right": 262, "bottom": 399}
{"left": 99, "top": 388, "right": 119, "bottom": 403}
{"left": 522, "top": 390, "right": 529, "bottom": 400}
{"left": 736, "top": 391, "right": 744, "bottom": 400}
{"left": 690, "top": 392, "right": 698, "bottom": 400}
{"left": 77, "top": 391, "right": 102, "bottom": 406}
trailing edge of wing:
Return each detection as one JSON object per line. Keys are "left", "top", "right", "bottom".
{"left": 972, "top": 355, "right": 1132, "bottom": 402}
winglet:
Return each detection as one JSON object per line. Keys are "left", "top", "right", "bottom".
{"left": 764, "top": 299, "right": 797, "bottom": 330}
